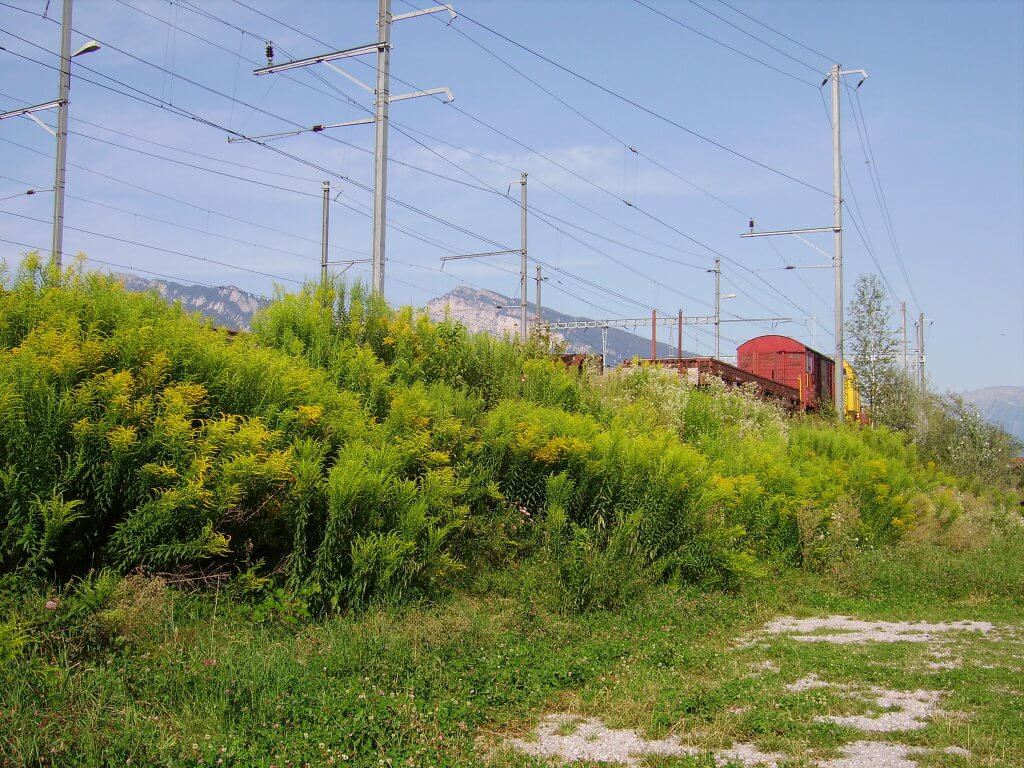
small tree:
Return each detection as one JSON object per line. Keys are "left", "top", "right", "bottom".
{"left": 846, "top": 274, "right": 900, "bottom": 409}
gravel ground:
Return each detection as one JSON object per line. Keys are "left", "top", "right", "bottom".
{"left": 500, "top": 613, "right": 996, "bottom": 767}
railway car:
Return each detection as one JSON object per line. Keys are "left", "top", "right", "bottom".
{"left": 619, "top": 356, "right": 805, "bottom": 412}
{"left": 736, "top": 334, "right": 834, "bottom": 411}
{"left": 618, "top": 335, "right": 865, "bottom": 419}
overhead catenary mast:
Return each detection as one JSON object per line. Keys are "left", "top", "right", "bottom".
{"left": 740, "top": 64, "right": 866, "bottom": 420}
{"left": 51, "top": 0, "right": 73, "bottom": 269}
{"left": 244, "top": 1, "right": 456, "bottom": 298}
{"left": 519, "top": 172, "right": 528, "bottom": 339}
{"left": 827, "top": 65, "right": 843, "bottom": 423}
{"left": 437, "top": 172, "right": 531, "bottom": 341}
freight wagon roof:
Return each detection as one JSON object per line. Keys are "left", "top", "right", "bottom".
{"left": 737, "top": 334, "right": 832, "bottom": 362}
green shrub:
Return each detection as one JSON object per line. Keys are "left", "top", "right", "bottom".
{"left": 1, "top": 257, "right": 1012, "bottom": 613}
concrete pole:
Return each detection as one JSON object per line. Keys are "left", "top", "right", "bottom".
{"left": 371, "top": 0, "right": 391, "bottom": 296}
{"left": 601, "top": 325, "right": 608, "bottom": 368}
{"left": 51, "top": 0, "right": 73, "bottom": 269}
{"left": 321, "top": 181, "right": 330, "bottom": 289}
{"left": 520, "top": 172, "right": 528, "bottom": 340}
{"left": 651, "top": 308, "right": 657, "bottom": 361}
{"left": 831, "top": 63, "right": 845, "bottom": 421}
{"left": 677, "top": 308, "right": 683, "bottom": 359}
{"left": 535, "top": 264, "right": 542, "bottom": 323}
{"left": 714, "top": 256, "right": 721, "bottom": 360}
{"left": 901, "top": 301, "right": 908, "bottom": 373}
{"left": 918, "top": 312, "right": 925, "bottom": 389}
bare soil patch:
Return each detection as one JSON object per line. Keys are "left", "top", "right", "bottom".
{"left": 760, "top": 615, "right": 993, "bottom": 644}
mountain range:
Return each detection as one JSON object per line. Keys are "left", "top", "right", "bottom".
{"left": 961, "top": 386, "right": 1024, "bottom": 448}
{"left": 423, "top": 285, "right": 690, "bottom": 366}
{"left": 114, "top": 272, "right": 269, "bottom": 331}
{"left": 111, "top": 272, "right": 1024, "bottom": 446}
{"left": 115, "top": 275, "right": 685, "bottom": 366}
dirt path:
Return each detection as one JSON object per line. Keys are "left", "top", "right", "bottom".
{"left": 497, "top": 613, "right": 1016, "bottom": 767}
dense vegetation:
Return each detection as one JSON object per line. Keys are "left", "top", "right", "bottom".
{"left": 846, "top": 272, "right": 1021, "bottom": 489}
{"left": 0, "top": 258, "right": 1016, "bottom": 615}
{"left": 1, "top": 258, "right": 1021, "bottom": 766}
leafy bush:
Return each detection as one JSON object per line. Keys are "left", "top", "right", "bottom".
{"left": 1, "top": 256, "right": 1014, "bottom": 615}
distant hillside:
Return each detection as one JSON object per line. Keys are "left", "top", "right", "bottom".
{"left": 425, "top": 285, "right": 688, "bottom": 367}
{"left": 962, "top": 386, "right": 1024, "bottom": 447}
{"left": 111, "top": 276, "right": 686, "bottom": 366}
{"left": 114, "top": 273, "right": 268, "bottom": 331}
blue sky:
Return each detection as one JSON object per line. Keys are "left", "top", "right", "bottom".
{"left": 1, "top": 0, "right": 1021, "bottom": 392}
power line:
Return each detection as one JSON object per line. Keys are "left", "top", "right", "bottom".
{"left": 220, "top": 0, "right": 830, "bottom": 196}
{"left": 712, "top": 0, "right": 835, "bottom": 64}
{"left": 381, "top": 5, "right": 825, "bottom": 324}
{"left": 0, "top": 209, "right": 306, "bottom": 284}
{"left": 395, "top": 8, "right": 833, "bottom": 328}
{"left": 450, "top": 6, "right": 833, "bottom": 196}
{"left": 3, "top": 18, "right": 695, "bottom": 332}
{"left": 630, "top": 0, "right": 819, "bottom": 88}
{"left": 0, "top": 137, "right": 363, "bottom": 256}
{"left": 0, "top": 37, "right": 512, "bottom": 254}
{"left": 813, "top": 85, "right": 902, "bottom": 308}
{"left": 0, "top": 168, "right": 328, "bottom": 264}
{"left": 0, "top": 234, "right": 237, "bottom": 291}
{"left": 102, "top": 0, "right": 803, "bottom": 325}
{"left": 681, "top": 0, "right": 824, "bottom": 74}
{"left": 851, "top": 88, "right": 920, "bottom": 312}
{"left": 5, "top": 2, "right": 805, "bottom": 336}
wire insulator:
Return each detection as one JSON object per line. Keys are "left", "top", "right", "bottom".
{"left": 265, "top": 41, "right": 274, "bottom": 65}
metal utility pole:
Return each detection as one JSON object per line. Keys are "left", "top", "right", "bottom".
{"left": 246, "top": 2, "right": 454, "bottom": 299}
{"left": 830, "top": 63, "right": 845, "bottom": 421}
{"left": 901, "top": 301, "right": 908, "bottom": 373}
{"left": 371, "top": 0, "right": 392, "bottom": 296}
{"left": 677, "top": 308, "right": 683, "bottom": 358}
{"left": 713, "top": 256, "right": 721, "bottom": 360}
{"left": 535, "top": 264, "right": 543, "bottom": 323}
{"left": 917, "top": 312, "right": 926, "bottom": 389}
{"left": 0, "top": 16, "right": 99, "bottom": 270}
{"left": 742, "top": 66, "right": 865, "bottom": 419}
{"left": 321, "top": 181, "right": 330, "bottom": 288}
{"left": 438, "top": 172, "right": 524, "bottom": 336}
{"left": 519, "top": 172, "right": 528, "bottom": 340}
{"left": 51, "top": 0, "right": 73, "bottom": 269}
{"left": 651, "top": 309, "right": 657, "bottom": 361}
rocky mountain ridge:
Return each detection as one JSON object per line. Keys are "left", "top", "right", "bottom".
{"left": 424, "top": 285, "right": 688, "bottom": 366}
{"left": 114, "top": 272, "right": 269, "bottom": 331}
{"left": 112, "top": 274, "right": 701, "bottom": 366}
{"left": 961, "top": 385, "right": 1024, "bottom": 448}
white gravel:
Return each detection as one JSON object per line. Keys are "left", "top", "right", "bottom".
{"left": 760, "top": 616, "right": 993, "bottom": 645}
{"left": 820, "top": 741, "right": 919, "bottom": 768}
{"left": 505, "top": 714, "right": 690, "bottom": 767}
{"left": 786, "top": 676, "right": 944, "bottom": 732}
{"left": 505, "top": 714, "right": 783, "bottom": 767}
{"left": 502, "top": 613, "right": 991, "bottom": 767}
{"left": 818, "top": 687, "right": 943, "bottom": 732}
{"left": 785, "top": 673, "right": 833, "bottom": 692}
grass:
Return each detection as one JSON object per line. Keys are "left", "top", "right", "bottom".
{"left": 1, "top": 267, "right": 1021, "bottom": 767}
{"left": 3, "top": 536, "right": 1022, "bottom": 767}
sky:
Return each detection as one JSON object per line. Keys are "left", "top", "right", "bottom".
{"left": 1, "top": 0, "right": 1022, "bottom": 392}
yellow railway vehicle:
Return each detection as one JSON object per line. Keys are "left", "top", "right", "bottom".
{"left": 843, "top": 360, "right": 867, "bottom": 423}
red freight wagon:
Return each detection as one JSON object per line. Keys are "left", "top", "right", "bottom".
{"left": 736, "top": 335, "right": 834, "bottom": 412}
